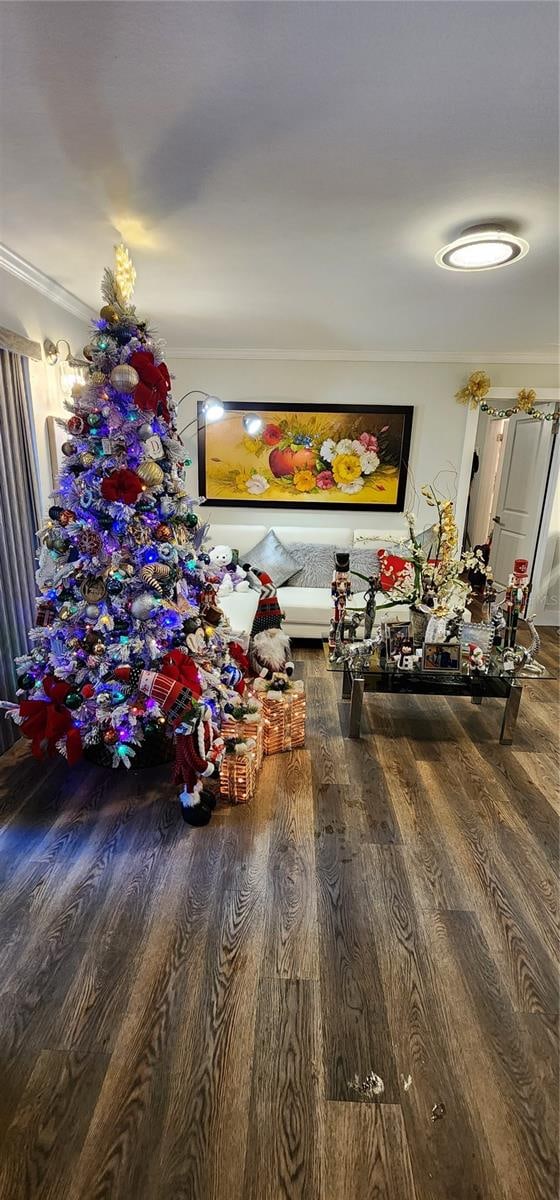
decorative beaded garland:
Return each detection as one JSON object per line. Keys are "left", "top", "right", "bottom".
{"left": 456, "top": 374, "right": 557, "bottom": 423}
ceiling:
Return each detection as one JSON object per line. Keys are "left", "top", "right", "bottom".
{"left": 0, "top": 1, "right": 558, "bottom": 356}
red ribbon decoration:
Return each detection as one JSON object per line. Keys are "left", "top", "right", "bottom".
{"left": 160, "top": 649, "right": 202, "bottom": 698}
{"left": 100, "top": 467, "right": 144, "bottom": 505}
{"left": 18, "top": 675, "right": 82, "bottom": 765}
{"left": 128, "top": 351, "right": 171, "bottom": 424}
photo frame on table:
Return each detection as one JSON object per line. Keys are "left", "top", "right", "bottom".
{"left": 459, "top": 621, "right": 494, "bottom": 673}
{"left": 385, "top": 620, "right": 411, "bottom": 657}
{"left": 422, "top": 642, "right": 461, "bottom": 673}
{"left": 198, "top": 401, "right": 413, "bottom": 511}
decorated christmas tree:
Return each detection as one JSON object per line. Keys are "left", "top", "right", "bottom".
{"left": 4, "top": 246, "right": 252, "bottom": 825}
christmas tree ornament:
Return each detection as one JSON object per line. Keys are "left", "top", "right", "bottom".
{"left": 103, "top": 728, "right": 118, "bottom": 745}
{"left": 138, "top": 423, "right": 153, "bottom": 440}
{"left": 155, "top": 523, "right": 172, "bottom": 541}
{"left": 87, "top": 412, "right": 102, "bottom": 427}
{"left": 131, "top": 592, "right": 160, "bottom": 620}
{"left": 65, "top": 691, "right": 83, "bottom": 710}
{"left": 48, "top": 506, "right": 63, "bottom": 520}
{"left": 78, "top": 528, "right": 103, "bottom": 557}
{"left": 143, "top": 434, "right": 164, "bottom": 460}
{"left": 61, "top": 440, "right": 77, "bottom": 457}
{"left": 67, "top": 415, "right": 85, "bottom": 436}
{"left": 91, "top": 371, "right": 106, "bottom": 385}
{"left": 83, "top": 344, "right": 94, "bottom": 360}
{"left": 59, "top": 509, "right": 76, "bottom": 526}
{"left": 185, "top": 512, "right": 199, "bottom": 528}
{"left": 101, "top": 468, "right": 144, "bottom": 505}
{"left": 99, "top": 304, "right": 119, "bottom": 324}
{"left": 81, "top": 576, "right": 107, "bottom": 603}
{"left": 110, "top": 364, "right": 140, "bottom": 393}
{"left": 81, "top": 683, "right": 95, "bottom": 699}
{"left": 137, "top": 459, "right": 164, "bottom": 488}
{"left": 85, "top": 604, "right": 100, "bottom": 619}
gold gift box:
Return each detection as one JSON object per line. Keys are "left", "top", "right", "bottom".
{"left": 262, "top": 691, "right": 306, "bottom": 755}
{"left": 219, "top": 746, "right": 258, "bottom": 804}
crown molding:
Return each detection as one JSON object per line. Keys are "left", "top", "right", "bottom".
{"left": 0, "top": 244, "right": 93, "bottom": 322}
{"left": 165, "top": 346, "right": 560, "bottom": 365}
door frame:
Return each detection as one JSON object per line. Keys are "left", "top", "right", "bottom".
{"left": 457, "top": 387, "right": 560, "bottom": 620}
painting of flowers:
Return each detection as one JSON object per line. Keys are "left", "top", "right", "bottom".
{"left": 198, "top": 402, "right": 413, "bottom": 510}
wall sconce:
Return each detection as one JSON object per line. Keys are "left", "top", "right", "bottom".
{"left": 43, "top": 338, "right": 88, "bottom": 368}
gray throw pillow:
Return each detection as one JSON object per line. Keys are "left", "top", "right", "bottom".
{"left": 284, "top": 542, "right": 381, "bottom": 588}
{"left": 244, "top": 529, "right": 300, "bottom": 587}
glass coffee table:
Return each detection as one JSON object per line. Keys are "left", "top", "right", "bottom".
{"left": 335, "top": 657, "right": 555, "bottom": 743}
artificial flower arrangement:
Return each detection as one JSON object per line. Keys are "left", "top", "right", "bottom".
{"left": 348, "top": 484, "right": 488, "bottom": 623}
{"left": 237, "top": 419, "right": 392, "bottom": 497}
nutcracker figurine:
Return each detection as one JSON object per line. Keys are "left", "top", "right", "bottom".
{"left": 504, "top": 558, "right": 530, "bottom": 649}
{"left": 328, "top": 551, "right": 352, "bottom": 661}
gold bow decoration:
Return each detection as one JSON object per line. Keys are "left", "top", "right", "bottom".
{"left": 516, "top": 388, "right": 537, "bottom": 412}
{"left": 455, "top": 371, "right": 491, "bottom": 408}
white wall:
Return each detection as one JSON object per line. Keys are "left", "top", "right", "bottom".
{"left": 0, "top": 271, "right": 91, "bottom": 510}
{"left": 169, "top": 356, "right": 559, "bottom": 537}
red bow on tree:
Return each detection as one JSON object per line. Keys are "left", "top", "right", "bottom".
{"left": 160, "top": 649, "right": 202, "bottom": 698}
{"left": 101, "top": 468, "right": 144, "bottom": 505}
{"left": 128, "top": 351, "right": 171, "bottom": 423}
{"left": 18, "top": 675, "right": 82, "bottom": 765}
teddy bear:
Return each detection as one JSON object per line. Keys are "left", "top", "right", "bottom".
{"left": 207, "top": 545, "right": 250, "bottom": 595}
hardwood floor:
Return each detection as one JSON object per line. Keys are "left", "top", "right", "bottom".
{"left": 0, "top": 632, "right": 558, "bottom": 1200}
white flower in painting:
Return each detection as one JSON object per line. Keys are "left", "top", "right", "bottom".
{"left": 320, "top": 438, "right": 336, "bottom": 463}
{"left": 246, "top": 473, "right": 270, "bottom": 495}
{"left": 351, "top": 439, "right": 365, "bottom": 454}
{"left": 357, "top": 450, "right": 379, "bottom": 475}
{"left": 338, "top": 476, "right": 365, "bottom": 494}
{"left": 335, "top": 438, "right": 354, "bottom": 455}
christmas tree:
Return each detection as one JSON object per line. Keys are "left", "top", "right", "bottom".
{"left": 6, "top": 246, "right": 251, "bottom": 825}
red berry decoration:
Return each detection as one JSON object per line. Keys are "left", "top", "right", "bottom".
{"left": 81, "top": 683, "right": 95, "bottom": 699}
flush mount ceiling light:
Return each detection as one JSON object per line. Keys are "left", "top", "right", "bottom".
{"left": 435, "top": 225, "right": 529, "bottom": 272}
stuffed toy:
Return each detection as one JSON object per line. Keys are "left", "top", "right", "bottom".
{"left": 250, "top": 627, "right": 294, "bottom": 681}
{"left": 207, "top": 545, "right": 250, "bottom": 595}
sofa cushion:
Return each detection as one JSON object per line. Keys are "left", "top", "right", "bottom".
{"left": 244, "top": 528, "right": 300, "bottom": 587}
{"left": 284, "top": 543, "right": 382, "bottom": 588}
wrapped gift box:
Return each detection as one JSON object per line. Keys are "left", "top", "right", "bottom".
{"left": 262, "top": 689, "right": 306, "bottom": 755}
{"left": 219, "top": 745, "right": 258, "bottom": 804}
{"left": 222, "top": 714, "right": 263, "bottom": 769}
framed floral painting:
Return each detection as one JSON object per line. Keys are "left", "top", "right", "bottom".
{"left": 198, "top": 402, "right": 413, "bottom": 510}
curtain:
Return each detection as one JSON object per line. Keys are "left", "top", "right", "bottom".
{"left": 0, "top": 350, "right": 41, "bottom": 754}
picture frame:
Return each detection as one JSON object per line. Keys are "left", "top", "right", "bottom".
{"left": 198, "top": 401, "right": 413, "bottom": 511}
{"left": 422, "top": 642, "right": 461, "bottom": 672}
{"left": 385, "top": 620, "right": 411, "bottom": 657}
{"left": 459, "top": 621, "right": 494, "bottom": 674}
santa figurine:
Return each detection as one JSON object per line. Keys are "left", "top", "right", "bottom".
{"left": 250, "top": 626, "right": 294, "bottom": 685}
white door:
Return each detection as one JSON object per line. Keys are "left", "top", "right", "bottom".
{"left": 490, "top": 411, "right": 556, "bottom": 587}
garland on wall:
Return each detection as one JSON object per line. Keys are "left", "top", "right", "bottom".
{"left": 455, "top": 371, "right": 555, "bottom": 422}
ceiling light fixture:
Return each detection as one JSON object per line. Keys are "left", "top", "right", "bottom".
{"left": 435, "top": 225, "right": 529, "bottom": 272}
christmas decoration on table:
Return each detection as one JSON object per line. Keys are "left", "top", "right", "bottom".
{"left": 503, "top": 558, "right": 530, "bottom": 648}
{"left": 3, "top": 245, "right": 253, "bottom": 821}
{"left": 455, "top": 372, "right": 557, "bottom": 423}
{"left": 328, "top": 551, "right": 352, "bottom": 661}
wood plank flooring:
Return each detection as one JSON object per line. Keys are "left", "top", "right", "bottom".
{"left": 0, "top": 631, "right": 558, "bottom": 1200}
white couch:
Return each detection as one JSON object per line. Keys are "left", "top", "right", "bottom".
{"left": 208, "top": 523, "right": 409, "bottom": 639}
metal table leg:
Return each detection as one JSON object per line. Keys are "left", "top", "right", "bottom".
{"left": 342, "top": 662, "right": 352, "bottom": 700}
{"left": 500, "top": 682, "right": 522, "bottom": 745}
{"left": 471, "top": 694, "right": 483, "bottom": 705}
{"left": 349, "top": 675, "right": 365, "bottom": 738}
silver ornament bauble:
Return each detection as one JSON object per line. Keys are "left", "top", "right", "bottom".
{"left": 110, "top": 364, "right": 139, "bottom": 393}
{"left": 131, "top": 592, "right": 160, "bottom": 620}
{"left": 85, "top": 605, "right": 100, "bottom": 619}
{"left": 138, "top": 423, "right": 154, "bottom": 441}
